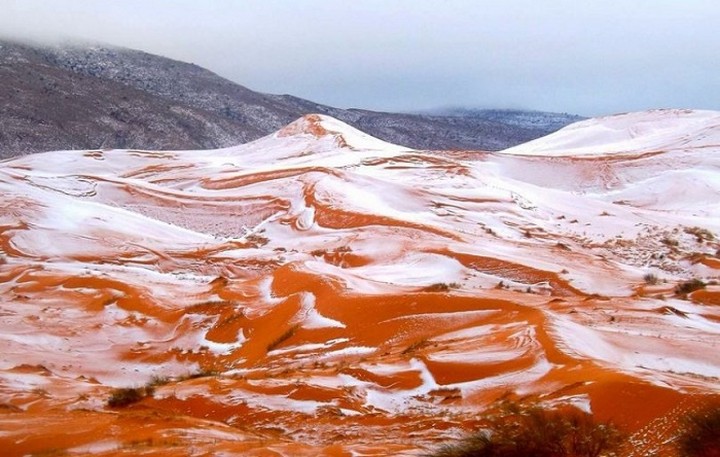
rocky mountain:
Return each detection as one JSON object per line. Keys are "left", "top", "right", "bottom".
{"left": 0, "top": 39, "right": 584, "bottom": 158}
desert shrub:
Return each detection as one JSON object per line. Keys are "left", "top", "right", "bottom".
{"left": 662, "top": 237, "right": 679, "bottom": 247}
{"left": 156, "top": 369, "right": 220, "bottom": 384}
{"left": 424, "top": 283, "right": 460, "bottom": 292}
{"left": 684, "top": 227, "right": 715, "bottom": 243}
{"left": 245, "top": 233, "right": 269, "bottom": 246}
{"left": 147, "top": 375, "right": 170, "bottom": 387}
{"left": 643, "top": 273, "right": 659, "bottom": 285}
{"left": 675, "top": 279, "right": 706, "bottom": 296}
{"left": 426, "top": 404, "right": 623, "bottom": 457}
{"left": 107, "top": 386, "right": 153, "bottom": 407}
{"left": 677, "top": 404, "right": 720, "bottom": 457}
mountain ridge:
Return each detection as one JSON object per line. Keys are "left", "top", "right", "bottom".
{"left": 0, "top": 39, "right": 585, "bottom": 158}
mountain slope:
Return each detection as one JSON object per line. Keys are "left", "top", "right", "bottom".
{"left": 0, "top": 110, "right": 718, "bottom": 456}
{"left": 0, "top": 41, "right": 256, "bottom": 155}
{"left": 0, "top": 40, "right": 584, "bottom": 158}
{"left": 430, "top": 107, "right": 584, "bottom": 131}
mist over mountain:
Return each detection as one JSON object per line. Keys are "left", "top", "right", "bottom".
{"left": 0, "top": 39, "right": 584, "bottom": 158}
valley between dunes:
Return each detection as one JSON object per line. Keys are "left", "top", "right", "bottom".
{"left": 1, "top": 109, "right": 719, "bottom": 456}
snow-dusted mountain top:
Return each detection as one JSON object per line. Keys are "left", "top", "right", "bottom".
{"left": 501, "top": 109, "right": 720, "bottom": 157}
{"left": 0, "top": 39, "right": 583, "bottom": 158}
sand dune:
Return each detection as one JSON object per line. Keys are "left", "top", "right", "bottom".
{"left": 0, "top": 111, "right": 718, "bottom": 456}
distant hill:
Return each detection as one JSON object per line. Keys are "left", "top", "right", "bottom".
{"left": 0, "top": 39, "right": 585, "bottom": 158}
{"left": 431, "top": 108, "right": 585, "bottom": 131}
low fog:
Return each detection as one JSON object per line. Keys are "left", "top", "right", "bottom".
{"left": 2, "top": 0, "right": 719, "bottom": 116}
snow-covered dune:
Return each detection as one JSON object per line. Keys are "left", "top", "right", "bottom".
{"left": 501, "top": 109, "right": 720, "bottom": 156}
{"left": 1, "top": 111, "right": 719, "bottom": 456}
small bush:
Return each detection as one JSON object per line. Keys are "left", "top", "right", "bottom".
{"left": 147, "top": 375, "right": 170, "bottom": 387}
{"left": 677, "top": 404, "right": 720, "bottom": 457}
{"left": 245, "top": 233, "right": 269, "bottom": 246}
{"left": 424, "top": 283, "right": 460, "bottom": 292}
{"left": 165, "top": 369, "right": 220, "bottom": 383}
{"left": 662, "top": 237, "right": 679, "bottom": 247}
{"left": 675, "top": 279, "right": 706, "bottom": 296}
{"left": 426, "top": 403, "right": 623, "bottom": 457}
{"left": 684, "top": 227, "right": 715, "bottom": 243}
{"left": 107, "top": 386, "right": 153, "bottom": 407}
{"left": 643, "top": 273, "right": 659, "bottom": 285}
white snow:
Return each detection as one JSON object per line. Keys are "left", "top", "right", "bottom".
{"left": 501, "top": 109, "right": 720, "bottom": 157}
{"left": 295, "top": 292, "right": 346, "bottom": 329}
{"left": 1, "top": 109, "right": 720, "bottom": 428}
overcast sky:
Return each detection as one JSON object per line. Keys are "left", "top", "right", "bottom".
{"left": 2, "top": 0, "right": 719, "bottom": 116}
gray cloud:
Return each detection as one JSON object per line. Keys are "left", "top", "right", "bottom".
{"left": 2, "top": 0, "right": 719, "bottom": 116}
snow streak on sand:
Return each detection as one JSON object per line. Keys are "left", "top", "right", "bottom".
{"left": 0, "top": 112, "right": 719, "bottom": 456}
